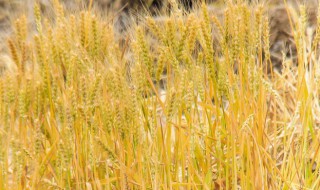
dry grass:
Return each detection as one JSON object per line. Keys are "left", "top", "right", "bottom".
{"left": 1, "top": 0, "right": 320, "bottom": 189}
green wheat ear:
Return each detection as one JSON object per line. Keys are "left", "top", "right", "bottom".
{"left": 34, "top": 3, "right": 42, "bottom": 34}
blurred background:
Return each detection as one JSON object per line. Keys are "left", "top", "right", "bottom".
{"left": 0, "top": 0, "right": 319, "bottom": 69}
{"left": 0, "top": 0, "right": 221, "bottom": 50}
{"left": 0, "top": 0, "right": 317, "bottom": 33}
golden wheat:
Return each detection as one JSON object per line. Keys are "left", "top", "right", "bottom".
{"left": 0, "top": 0, "right": 320, "bottom": 189}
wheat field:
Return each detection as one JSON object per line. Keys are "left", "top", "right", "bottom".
{"left": 1, "top": 0, "right": 320, "bottom": 189}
